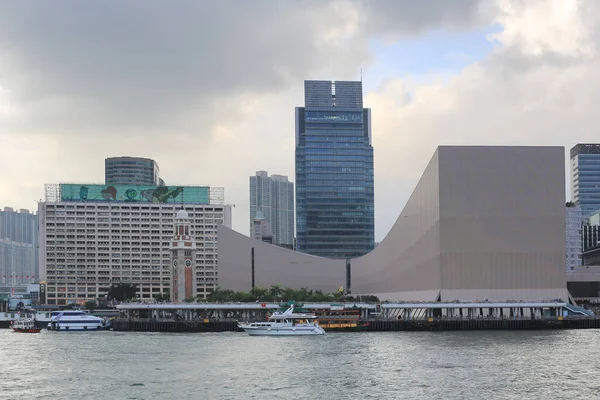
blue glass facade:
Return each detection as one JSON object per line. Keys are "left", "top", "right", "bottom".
{"left": 295, "top": 80, "right": 374, "bottom": 258}
{"left": 571, "top": 144, "right": 600, "bottom": 217}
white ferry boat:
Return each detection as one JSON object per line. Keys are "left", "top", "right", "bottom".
{"left": 47, "top": 311, "right": 110, "bottom": 331}
{"left": 238, "top": 306, "right": 325, "bottom": 336}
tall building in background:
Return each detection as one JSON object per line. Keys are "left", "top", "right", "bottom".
{"left": 582, "top": 211, "right": 600, "bottom": 265}
{"left": 295, "top": 80, "right": 374, "bottom": 258}
{"left": 0, "top": 207, "right": 38, "bottom": 284}
{"left": 571, "top": 144, "right": 600, "bottom": 217}
{"left": 249, "top": 171, "right": 294, "bottom": 248}
{"left": 105, "top": 156, "right": 164, "bottom": 186}
{"left": 566, "top": 203, "right": 583, "bottom": 273}
{"left": 251, "top": 211, "right": 273, "bottom": 244}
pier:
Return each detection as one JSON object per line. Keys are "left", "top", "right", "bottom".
{"left": 111, "top": 301, "right": 599, "bottom": 332}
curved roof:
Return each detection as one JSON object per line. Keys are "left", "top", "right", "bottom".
{"left": 176, "top": 209, "right": 189, "bottom": 219}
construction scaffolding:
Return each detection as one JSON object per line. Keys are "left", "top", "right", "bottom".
{"left": 209, "top": 187, "right": 225, "bottom": 205}
{"left": 44, "top": 184, "right": 61, "bottom": 202}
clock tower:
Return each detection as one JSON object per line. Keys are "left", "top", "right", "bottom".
{"left": 170, "top": 209, "right": 197, "bottom": 302}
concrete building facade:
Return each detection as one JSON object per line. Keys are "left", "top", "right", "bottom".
{"left": 39, "top": 184, "right": 231, "bottom": 305}
{"left": 218, "top": 146, "right": 568, "bottom": 302}
{"left": 566, "top": 204, "right": 583, "bottom": 273}
{"left": 0, "top": 207, "right": 38, "bottom": 283}
{"left": 0, "top": 241, "right": 36, "bottom": 285}
{"left": 249, "top": 171, "right": 294, "bottom": 247}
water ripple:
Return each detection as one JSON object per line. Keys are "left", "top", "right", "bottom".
{"left": 0, "top": 330, "right": 597, "bottom": 399}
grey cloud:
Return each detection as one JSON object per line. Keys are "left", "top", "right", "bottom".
{"left": 0, "top": 0, "right": 493, "bottom": 238}
{"left": 355, "top": 0, "right": 491, "bottom": 37}
{"left": 0, "top": 0, "right": 488, "bottom": 135}
{"left": 0, "top": 1, "right": 358, "bottom": 133}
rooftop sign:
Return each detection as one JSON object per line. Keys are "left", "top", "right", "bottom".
{"left": 59, "top": 184, "right": 210, "bottom": 204}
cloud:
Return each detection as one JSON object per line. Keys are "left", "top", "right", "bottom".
{"left": 366, "top": 0, "right": 600, "bottom": 236}
{"left": 8, "top": 0, "right": 594, "bottom": 242}
{"left": 355, "top": 0, "right": 493, "bottom": 38}
{"left": 0, "top": 0, "right": 488, "bottom": 135}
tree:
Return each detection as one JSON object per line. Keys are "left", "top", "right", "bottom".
{"left": 106, "top": 282, "right": 138, "bottom": 302}
{"left": 282, "top": 287, "right": 300, "bottom": 302}
{"left": 269, "top": 285, "right": 283, "bottom": 300}
{"left": 206, "top": 287, "right": 235, "bottom": 302}
{"left": 194, "top": 286, "right": 380, "bottom": 304}
{"left": 250, "top": 286, "right": 269, "bottom": 301}
{"left": 231, "top": 291, "right": 255, "bottom": 302}
{"left": 85, "top": 300, "right": 97, "bottom": 312}
{"left": 153, "top": 293, "right": 170, "bottom": 302}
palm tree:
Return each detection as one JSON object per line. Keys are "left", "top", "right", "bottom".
{"left": 250, "top": 286, "right": 269, "bottom": 301}
{"left": 207, "top": 287, "right": 235, "bottom": 302}
{"left": 269, "top": 285, "right": 283, "bottom": 300}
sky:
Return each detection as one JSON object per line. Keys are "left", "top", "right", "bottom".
{"left": 0, "top": 0, "right": 599, "bottom": 241}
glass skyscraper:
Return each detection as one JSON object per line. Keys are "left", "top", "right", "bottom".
{"left": 295, "top": 80, "right": 374, "bottom": 258}
{"left": 571, "top": 144, "right": 600, "bottom": 217}
{"left": 105, "top": 156, "right": 164, "bottom": 186}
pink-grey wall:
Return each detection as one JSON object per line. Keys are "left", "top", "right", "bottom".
{"left": 350, "top": 150, "right": 442, "bottom": 300}
{"left": 217, "top": 226, "right": 345, "bottom": 292}
{"left": 218, "top": 146, "right": 568, "bottom": 301}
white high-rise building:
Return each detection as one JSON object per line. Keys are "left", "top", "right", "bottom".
{"left": 39, "top": 184, "right": 231, "bottom": 305}
{"left": 249, "top": 171, "right": 294, "bottom": 247}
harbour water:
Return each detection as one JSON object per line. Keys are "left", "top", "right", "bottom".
{"left": 1, "top": 329, "right": 599, "bottom": 399}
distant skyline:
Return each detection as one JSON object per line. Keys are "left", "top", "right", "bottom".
{"left": 0, "top": 1, "right": 598, "bottom": 241}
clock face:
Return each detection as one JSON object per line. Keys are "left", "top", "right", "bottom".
{"left": 184, "top": 259, "right": 192, "bottom": 268}
{"left": 172, "top": 259, "right": 178, "bottom": 267}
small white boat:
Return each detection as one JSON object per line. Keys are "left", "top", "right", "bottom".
{"left": 238, "top": 306, "right": 325, "bottom": 336}
{"left": 47, "top": 311, "right": 110, "bottom": 331}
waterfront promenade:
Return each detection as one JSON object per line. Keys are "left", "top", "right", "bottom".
{"left": 111, "top": 300, "right": 600, "bottom": 332}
